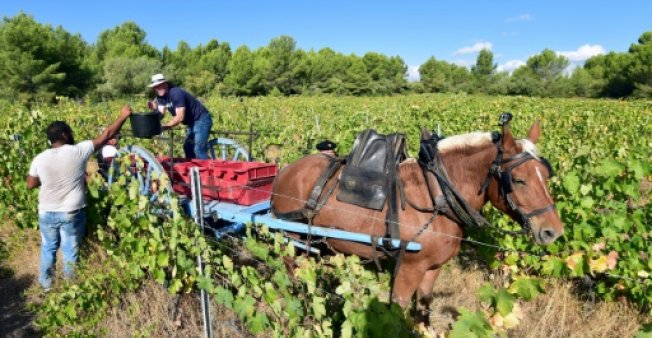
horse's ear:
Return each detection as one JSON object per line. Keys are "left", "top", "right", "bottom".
{"left": 502, "top": 124, "right": 517, "bottom": 151}
{"left": 421, "top": 128, "right": 432, "bottom": 141}
{"left": 527, "top": 119, "right": 541, "bottom": 144}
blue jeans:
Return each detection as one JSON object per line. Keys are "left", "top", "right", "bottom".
{"left": 38, "top": 209, "right": 86, "bottom": 289}
{"left": 184, "top": 114, "right": 213, "bottom": 159}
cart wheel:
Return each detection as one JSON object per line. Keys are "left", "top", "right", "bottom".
{"left": 107, "top": 145, "right": 173, "bottom": 212}
{"left": 208, "top": 138, "right": 250, "bottom": 161}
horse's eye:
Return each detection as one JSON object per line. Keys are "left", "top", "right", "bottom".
{"left": 512, "top": 177, "right": 526, "bottom": 186}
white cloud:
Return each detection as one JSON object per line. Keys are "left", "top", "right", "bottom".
{"left": 452, "top": 59, "right": 473, "bottom": 69}
{"left": 557, "top": 44, "right": 606, "bottom": 62}
{"left": 497, "top": 60, "right": 526, "bottom": 73}
{"left": 506, "top": 14, "right": 532, "bottom": 22}
{"left": 564, "top": 63, "right": 581, "bottom": 75}
{"left": 454, "top": 41, "right": 492, "bottom": 55}
{"left": 406, "top": 65, "right": 420, "bottom": 82}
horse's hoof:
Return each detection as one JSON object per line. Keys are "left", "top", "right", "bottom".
{"left": 416, "top": 322, "right": 438, "bottom": 338}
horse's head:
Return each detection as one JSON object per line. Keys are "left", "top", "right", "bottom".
{"left": 486, "top": 119, "right": 564, "bottom": 245}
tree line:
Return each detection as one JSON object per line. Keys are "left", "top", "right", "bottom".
{"left": 0, "top": 13, "right": 650, "bottom": 104}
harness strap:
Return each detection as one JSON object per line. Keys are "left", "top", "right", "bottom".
{"left": 273, "top": 209, "right": 309, "bottom": 220}
{"left": 479, "top": 134, "right": 503, "bottom": 195}
{"left": 370, "top": 235, "right": 382, "bottom": 270}
{"left": 388, "top": 239, "right": 409, "bottom": 303}
{"left": 398, "top": 172, "right": 407, "bottom": 211}
{"left": 428, "top": 156, "right": 490, "bottom": 229}
{"left": 523, "top": 204, "right": 556, "bottom": 218}
{"left": 306, "top": 158, "right": 343, "bottom": 213}
{"left": 384, "top": 135, "right": 405, "bottom": 249}
{"left": 272, "top": 157, "right": 342, "bottom": 221}
{"left": 312, "top": 169, "right": 341, "bottom": 215}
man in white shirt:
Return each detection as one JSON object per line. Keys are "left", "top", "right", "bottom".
{"left": 27, "top": 105, "right": 132, "bottom": 290}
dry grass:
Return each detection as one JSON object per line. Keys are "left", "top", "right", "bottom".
{"left": 512, "top": 282, "right": 641, "bottom": 338}
{"left": 429, "top": 258, "right": 644, "bottom": 337}
{"left": 0, "top": 220, "right": 41, "bottom": 280}
{"left": 100, "top": 280, "right": 250, "bottom": 338}
{"left": 0, "top": 220, "right": 41, "bottom": 337}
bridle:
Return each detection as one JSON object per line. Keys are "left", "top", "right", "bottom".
{"left": 418, "top": 127, "right": 557, "bottom": 237}
{"left": 479, "top": 135, "right": 557, "bottom": 234}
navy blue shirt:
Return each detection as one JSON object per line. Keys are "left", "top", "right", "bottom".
{"left": 156, "top": 87, "right": 210, "bottom": 125}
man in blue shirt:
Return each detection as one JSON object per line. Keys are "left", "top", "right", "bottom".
{"left": 147, "top": 73, "right": 213, "bottom": 159}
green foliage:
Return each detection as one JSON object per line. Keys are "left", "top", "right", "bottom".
{"left": 508, "top": 49, "right": 570, "bottom": 97}
{"left": 472, "top": 49, "right": 497, "bottom": 93}
{"left": 2, "top": 93, "right": 651, "bottom": 335}
{"left": 1, "top": 13, "right": 651, "bottom": 99}
{"left": 264, "top": 35, "right": 301, "bottom": 95}
{"left": 93, "top": 21, "right": 158, "bottom": 61}
{"left": 478, "top": 283, "right": 515, "bottom": 316}
{"left": 582, "top": 52, "right": 633, "bottom": 97}
{"left": 508, "top": 277, "right": 545, "bottom": 301}
{"left": 222, "top": 46, "right": 267, "bottom": 96}
{"left": 362, "top": 52, "right": 409, "bottom": 95}
{"left": 0, "top": 13, "right": 92, "bottom": 103}
{"left": 95, "top": 56, "right": 160, "bottom": 97}
{"left": 419, "top": 57, "right": 472, "bottom": 93}
{"left": 637, "top": 322, "right": 652, "bottom": 338}
{"left": 162, "top": 39, "right": 232, "bottom": 96}
{"left": 627, "top": 32, "right": 652, "bottom": 98}
{"left": 450, "top": 308, "right": 493, "bottom": 338}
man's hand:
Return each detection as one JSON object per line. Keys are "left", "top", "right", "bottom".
{"left": 147, "top": 100, "right": 158, "bottom": 111}
{"left": 93, "top": 105, "right": 133, "bottom": 150}
{"left": 26, "top": 175, "right": 40, "bottom": 189}
{"left": 120, "top": 105, "right": 132, "bottom": 117}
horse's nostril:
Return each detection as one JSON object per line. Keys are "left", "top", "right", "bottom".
{"left": 541, "top": 229, "right": 556, "bottom": 241}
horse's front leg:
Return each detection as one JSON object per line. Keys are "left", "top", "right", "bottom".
{"left": 415, "top": 268, "right": 442, "bottom": 326}
{"left": 391, "top": 260, "right": 428, "bottom": 308}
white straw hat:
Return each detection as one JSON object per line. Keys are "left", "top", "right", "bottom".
{"left": 148, "top": 73, "right": 168, "bottom": 88}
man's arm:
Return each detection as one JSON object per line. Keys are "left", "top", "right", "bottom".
{"left": 92, "top": 105, "right": 132, "bottom": 150}
{"left": 163, "top": 107, "right": 185, "bottom": 129}
{"left": 26, "top": 175, "right": 40, "bottom": 189}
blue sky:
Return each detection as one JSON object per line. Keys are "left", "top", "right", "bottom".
{"left": 2, "top": 1, "right": 651, "bottom": 80}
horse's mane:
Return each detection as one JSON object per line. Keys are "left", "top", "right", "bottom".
{"left": 438, "top": 132, "right": 493, "bottom": 154}
{"left": 437, "top": 131, "right": 539, "bottom": 158}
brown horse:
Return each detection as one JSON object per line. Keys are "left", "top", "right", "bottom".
{"left": 271, "top": 119, "right": 564, "bottom": 320}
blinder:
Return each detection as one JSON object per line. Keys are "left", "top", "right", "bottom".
{"left": 499, "top": 171, "right": 513, "bottom": 194}
{"left": 499, "top": 156, "right": 553, "bottom": 196}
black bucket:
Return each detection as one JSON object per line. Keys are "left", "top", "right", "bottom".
{"left": 130, "top": 112, "right": 162, "bottom": 138}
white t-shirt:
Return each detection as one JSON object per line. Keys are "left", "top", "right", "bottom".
{"left": 28, "top": 140, "right": 95, "bottom": 213}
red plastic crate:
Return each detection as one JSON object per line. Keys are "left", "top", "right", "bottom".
{"left": 159, "top": 157, "right": 204, "bottom": 196}
{"left": 158, "top": 157, "right": 278, "bottom": 205}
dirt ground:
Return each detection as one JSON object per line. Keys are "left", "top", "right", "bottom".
{"left": 0, "top": 225, "right": 41, "bottom": 337}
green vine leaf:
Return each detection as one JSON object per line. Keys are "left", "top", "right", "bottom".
{"left": 450, "top": 308, "right": 493, "bottom": 338}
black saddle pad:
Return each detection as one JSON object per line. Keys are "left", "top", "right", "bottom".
{"left": 337, "top": 129, "right": 406, "bottom": 210}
